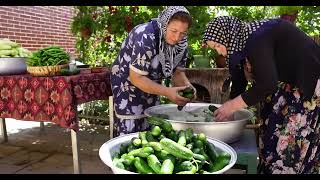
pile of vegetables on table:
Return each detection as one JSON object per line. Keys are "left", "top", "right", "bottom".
{"left": 26, "top": 45, "right": 70, "bottom": 66}
{"left": 0, "top": 38, "right": 31, "bottom": 57}
{"left": 111, "top": 116, "right": 231, "bottom": 174}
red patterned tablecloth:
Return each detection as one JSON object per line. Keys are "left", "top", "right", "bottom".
{"left": 0, "top": 69, "right": 111, "bottom": 131}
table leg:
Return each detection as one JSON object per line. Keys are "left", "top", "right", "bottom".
{"left": 71, "top": 129, "right": 82, "bottom": 174}
{"left": 39, "top": 122, "right": 45, "bottom": 134}
{"left": 0, "top": 118, "right": 8, "bottom": 143}
{"left": 247, "top": 155, "right": 258, "bottom": 174}
{"left": 109, "top": 96, "right": 114, "bottom": 139}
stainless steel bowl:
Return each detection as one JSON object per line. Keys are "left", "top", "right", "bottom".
{"left": 144, "top": 103, "right": 254, "bottom": 144}
{"left": 0, "top": 57, "right": 27, "bottom": 75}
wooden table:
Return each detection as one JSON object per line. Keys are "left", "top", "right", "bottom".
{"left": 0, "top": 68, "right": 111, "bottom": 173}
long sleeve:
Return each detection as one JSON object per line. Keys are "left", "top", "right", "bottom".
{"left": 229, "top": 61, "right": 248, "bottom": 99}
{"left": 241, "top": 35, "right": 278, "bottom": 106}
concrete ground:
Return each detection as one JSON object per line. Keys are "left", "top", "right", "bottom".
{"left": 0, "top": 118, "right": 244, "bottom": 174}
{"left": 0, "top": 118, "right": 113, "bottom": 174}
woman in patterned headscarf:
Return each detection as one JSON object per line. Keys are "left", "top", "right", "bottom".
{"left": 110, "top": 6, "right": 196, "bottom": 137}
{"left": 202, "top": 16, "right": 320, "bottom": 174}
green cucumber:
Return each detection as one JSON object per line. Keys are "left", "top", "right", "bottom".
{"left": 154, "top": 150, "right": 169, "bottom": 161}
{"left": 147, "top": 116, "right": 173, "bottom": 133}
{"left": 139, "top": 131, "right": 148, "bottom": 146}
{"left": 148, "top": 142, "right": 162, "bottom": 151}
{"left": 147, "top": 154, "right": 162, "bottom": 174}
{"left": 120, "top": 153, "right": 135, "bottom": 165}
{"left": 194, "top": 139, "right": 204, "bottom": 149}
{"left": 160, "top": 159, "right": 174, "bottom": 174}
{"left": 127, "top": 146, "right": 154, "bottom": 158}
{"left": 205, "top": 141, "right": 219, "bottom": 162}
{"left": 208, "top": 152, "right": 231, "bottom": 172}
{"left": 192, "top": 147, "right": 201, "bottom": 154}
{"left": 197, "top": 133, "right": 207, "bottom": 142}
{"left": 166, "top": 130, "right": 178, "bottom": 142}
{"left": 112, "top": 157, "right": 125, "bottom": 170}
{"left": 146, "top": 131, "right": 157, "bottom": 142}
{"left": 200, "top": 149, "right": 210, "bottom": 161}
{"left": 151, "top": 126, "right": 162, "bottom": 136}
{"left": 186, "top": 143, "right": 193, "bottom": 150}
{"left": 193, "top": 153, "right": 206, "bottom": 162}
{"left": 126, "top": 144, "right": 137, "bottom": 153}
{"left": 160, "top": 138, "right": 193, "bottom": 160}
{"left": 158, "top": 134, "right": 166, "bottom": 141}
{"left": 177, "top": 130, "right": 187, "bottom": 147}
{"left": 185, "top": 128, "right": 193, "bottom": 143}
{"left": 175, "top": 161, "right": 194, "bottom": 172}
{"left": 132, "top": 138, "right": 142, "bottom": 147}
{"left": 176, "top": 171, "right": 194, "bottom": 174}
{"left": 134, "top": 157, "right": 154, "bottom": 174}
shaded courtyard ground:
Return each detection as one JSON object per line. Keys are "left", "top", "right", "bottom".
{"left": 0, "top": 118, "right": 244, "bottom": 174}
{"left": 0, "top": 118, "right": 112, "bottom": 174}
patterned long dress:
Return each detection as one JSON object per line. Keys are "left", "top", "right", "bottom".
{"left": 110, "top": 20, "right": 187, "bottom": 137}
{"left": 258, "top": 79, "right": 320, "bottom": 174}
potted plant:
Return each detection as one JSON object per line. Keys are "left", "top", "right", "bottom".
{"left": 274, "top": 6, "right": 302, "bottom": 23}
{"left": 193, "top": 44, "right": 218, "bottom": 68}
{"left": 71, "top": 7, "right": 97, "bottom": 39}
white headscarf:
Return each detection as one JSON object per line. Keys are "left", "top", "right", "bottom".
{"left": 155, "top": 6, "right": 190, "bottom": 78}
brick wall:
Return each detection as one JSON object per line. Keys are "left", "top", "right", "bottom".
{"left": 0, "top": 6, "right": 77, "bottom": 56}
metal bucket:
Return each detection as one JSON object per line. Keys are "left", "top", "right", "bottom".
{"left": 144, "top": 103, "right": 254, "bottom": 144}
{"left": 99, "top": 132, "right": 237, "bottom": 174}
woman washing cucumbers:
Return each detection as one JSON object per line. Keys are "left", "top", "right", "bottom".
{"left": 202, "top": 16, "right": 320, "bottom": 174}
{"left": 110, "top": 6, "right": 196, "bottom": 137}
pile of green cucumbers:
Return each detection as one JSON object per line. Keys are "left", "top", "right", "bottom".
{"left": 111, "top": 116, "right": 231, "bottom": 174}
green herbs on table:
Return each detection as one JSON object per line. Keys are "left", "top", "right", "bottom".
{"left": 26, "top": 46, "right": 70, "bottom": 66}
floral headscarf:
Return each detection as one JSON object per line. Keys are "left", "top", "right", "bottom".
{"left": 155, "top": 6, "right": 190, "bottom": 78}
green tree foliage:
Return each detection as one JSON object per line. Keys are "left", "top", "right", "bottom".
{"left": 296, "top": 6, "right": 320, "bottom": 36}
{"left": 71, "top": 6, "right": 319, "bottom": 67}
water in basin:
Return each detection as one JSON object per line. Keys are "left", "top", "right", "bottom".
{"left": 152, "top": 105, "right": 215, "bottom": 122}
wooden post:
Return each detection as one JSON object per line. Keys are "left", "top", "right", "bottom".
{"left": 0, "top": 118, "right": 8, "bottom": 143}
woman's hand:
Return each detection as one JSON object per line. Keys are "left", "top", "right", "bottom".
{"left": 213, "top": 95, "right": 248, "bottom": 121}
{"left": 188, "top": 83, "right": 197, "bottom": 101}
{"left": 213, "top": 100, "right": 237, "bottom": 121}
{"left": 166, "top": 86, "right": 191, "bottom": 106}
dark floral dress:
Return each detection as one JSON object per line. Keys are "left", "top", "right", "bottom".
{"left": 258, "top": 79, "right": 320, "bottom": 174}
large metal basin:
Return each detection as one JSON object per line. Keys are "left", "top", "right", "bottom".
{"left": 0, "top": 57, "right": 27, "bottom": 75}
{"left": 144, "top": 103, "right": 254, "bottom": 144}
{"left": 99, "top": 132, "right": 237, "bottom": 174}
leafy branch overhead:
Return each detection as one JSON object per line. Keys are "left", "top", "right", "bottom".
{"left": 70, "top": 6, "right": 320, "bottom": 68}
